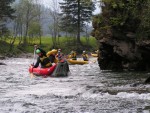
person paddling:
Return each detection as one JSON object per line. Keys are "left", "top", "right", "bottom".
{"left": 32, "top": 49, "right": 52, "bottom": 68}
{"left": 56, "top": 49, "right": 64, "bottom": 62}
{"left": 82, "top": 51, "right": 89, "bottom": 61}
{"left": 34, "top": 44, "right": 47, "bottom": 57}
{"left": 69, "top": 50, "right": 77, "bottom": 60}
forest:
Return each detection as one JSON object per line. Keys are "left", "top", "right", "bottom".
{"left": 0, "top": 0, "right": 96, "bottom": 55}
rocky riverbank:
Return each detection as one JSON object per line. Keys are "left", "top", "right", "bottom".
{"left": 91, "top": 1, "right": 150, "bottom": 71}
{"left": 96, "top": 37, "right": 150, "bottom": 71}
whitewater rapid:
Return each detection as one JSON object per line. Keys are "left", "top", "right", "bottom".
{"left": 0, "top": 58, "right": 150, "bottom": 113}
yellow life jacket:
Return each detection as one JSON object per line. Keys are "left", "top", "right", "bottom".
{"left": 46, "top": 49, "right": 58, "bottom": 63}
{"left": 46, "top": 49, "right": 58, "bottom": 57}
{"left": 69, "top": 52, "right": 77, "bottom": 60}
{"left": 54, "top": 58, "right": 58, "bottom": 63}
{"left": 40, "top": 56, "right": 52, "bottom": 67}
{"left": 82, "top": 54, "right": 88, "bottom": 61}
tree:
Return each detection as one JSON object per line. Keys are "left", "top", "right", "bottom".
{"left": 49, "top": 0, "right": 60, "bottom": 47}
{"left": 137, "top": 0, "right": 150, "bottom": 40}
{"left": 0, "top": 0, "right": 15, "bottom": 36}
{"left": 0, "top": 0, "right": 15, "bottom": 19}
{"left": 92, "top": 0, "right": 150, "bottom": 41}
{"left": 14, "top": 0, "right": 43, "bottom": 45}
{"left": 60, "top": 0, "right": 95, "bottom": 43}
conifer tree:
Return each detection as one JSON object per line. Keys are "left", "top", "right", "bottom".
{"left": 59, "top": 0, "right": 95, "bottom": 43}
{"left": 0, "top": 0, "right": 15, "bottom": 35}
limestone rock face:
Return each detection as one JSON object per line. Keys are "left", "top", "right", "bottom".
{"left": 98, "top": 38, "right": 150, "bottom": 71}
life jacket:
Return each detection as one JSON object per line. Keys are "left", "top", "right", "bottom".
{"left": 40, "top": 56, "right": 52, "bottom": 67}
{"left": 46, "top": 49, "right": 57, "bottom": 57}
{"left": 82, "top": 54, "right": 88, "bottom": 61}
{"left": 54, "top": 58, "right": 58, "bottom": 63}
{"left": 71, "top": 52, "right": 77, "bottom": 60}
{"left": 47, "top": 50, "right": 58, "bottom": 63}
{"left": 56, "top": 52, "right": 64, "bottom": 61}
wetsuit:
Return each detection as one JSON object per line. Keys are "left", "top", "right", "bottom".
{"left": 33, "top": 55, "right": 52, "bottom": 68}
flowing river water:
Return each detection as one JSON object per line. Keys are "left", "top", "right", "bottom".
{"left": 0, "top": 57, "right": 150, "bottom": 113}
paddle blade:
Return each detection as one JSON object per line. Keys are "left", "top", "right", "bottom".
{"left": 30, "top": 72, "right": 35, "bottom": 78}
{"left": 89, "top": 60, "right": 97, "bottom": 64}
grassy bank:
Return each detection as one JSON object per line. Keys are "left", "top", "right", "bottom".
{"left": 0, "top": 36, "right": 98, "bottom": 56}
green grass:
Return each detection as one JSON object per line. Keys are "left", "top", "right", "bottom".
{"left": 0, "top": 36, "right": 98, "bottom": 56}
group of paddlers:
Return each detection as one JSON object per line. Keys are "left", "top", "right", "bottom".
{"left": 32, "top": 45, "right": 63, "bottom": 68}
{"left": 32, "top": 44, "right": 96, "bottom": 69}
{"left": 68, "top": 50, "right": 89, "bottom": 61}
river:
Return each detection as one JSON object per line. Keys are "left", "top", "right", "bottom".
{"left": 0, "top": 57, "right": 150, "bottom": 113}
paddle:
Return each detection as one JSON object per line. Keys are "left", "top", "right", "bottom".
{"left": 29, "top": 66, "right": 35, "bottom": 78}
{"left": 89, "top": 59, "right": 97, "bottom": 64}
{"left": 30, "top": 47, "right": 36, "bottom": 78}
{"left": 32, "top": 47, "right": 36, "bottom": 64}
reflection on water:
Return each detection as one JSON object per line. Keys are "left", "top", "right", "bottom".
{"left": 0, "top": 58, "right": 150, "bottom": 113}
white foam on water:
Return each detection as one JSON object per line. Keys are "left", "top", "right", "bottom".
{"left": 116, "top": 92, "right": 150, "bottom": 100}
{"left": 1, "top": 57, "right": 150, "bottom": 113}
{"left": 81, "top": 91, "right": 150, "bottom": 101}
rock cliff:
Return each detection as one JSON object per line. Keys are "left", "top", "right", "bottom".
{"left": 96, "top": 37, "right": 150, "bottom": 71}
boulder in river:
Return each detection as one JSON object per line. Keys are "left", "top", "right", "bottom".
{"left": 0, "top": 62, "right": 6, "bottom": 65}
{"left": 0, "top": 56, "right": 5, "bottom": 60}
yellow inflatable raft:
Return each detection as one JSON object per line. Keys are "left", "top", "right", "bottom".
{"left": 67, "top": 59, "right": 88, "bottom": 65}
{"left": 91, "top": 53, "right": 98, "bottom": 57}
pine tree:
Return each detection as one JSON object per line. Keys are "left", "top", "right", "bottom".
{"left": 0, "top": 0, "right": 15, "bottom": 35}
{"left": 59, "top": 0, "right": 95, "bottom": 43}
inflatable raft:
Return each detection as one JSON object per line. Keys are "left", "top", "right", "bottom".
{"left": 91, "top": 53, "right": 98, "bottom": 57}
{"left": 67, "top": 59, "right": 88, "bottom": 65}
{"left": 51, "top": 61, "right": 70, "bottom": 77}
{"left": 29, "top": 64, "right": 57, "bottom": 76}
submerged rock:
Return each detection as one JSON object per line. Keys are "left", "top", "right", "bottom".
{"left": 0, "top": 56, "right": 5, "bottom": 60}
{"left": 0, "top": 62, "right": 6, "bottom": 65}
{"left": 144, "top": 76, "right": 150, "bottom": 84}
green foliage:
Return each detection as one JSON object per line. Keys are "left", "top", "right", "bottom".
{"left": 28, "top": 22, "right": 41, "bottom": 37}
{"left": 110, "top": 17, "right": 123, "bottom": 26}
{"left": 0, "top": 0, "right": 15, "bottom": 36}
{"left": 0, "top": 0, "right": 15, "bottom": 19}
{"left": 92, "top": 0, "right": 150, "bottom": 41}
{"left": 0, "top": 36, "right": 98, "bottom": 56}
{"left": 0, "top": 40, "right": 22, "bottom": 56}
{"left": 137, "top": 0, "right": 150, "bottom": 39}
{"left": 59, "top": 0, "right": 95, "bottom": 41}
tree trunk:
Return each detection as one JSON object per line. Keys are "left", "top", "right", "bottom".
{"left": 77, "top": 0, "right": 81, "bottom": 44}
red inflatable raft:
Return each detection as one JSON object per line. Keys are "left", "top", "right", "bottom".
{"left": 29, "top": 64, "right": 57, "bottom": 76}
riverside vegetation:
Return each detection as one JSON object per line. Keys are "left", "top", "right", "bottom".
{"left": 0, "top": 36, "right": 98, "bottom": 57}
